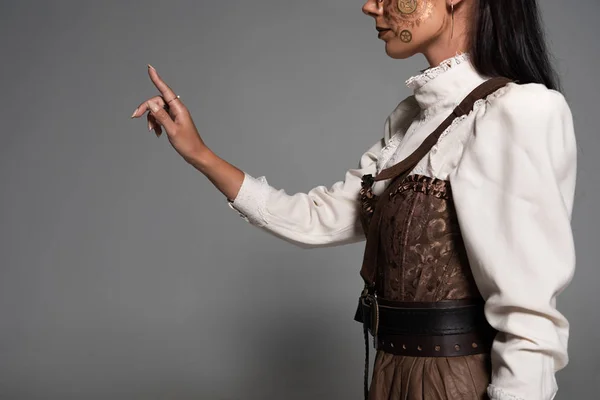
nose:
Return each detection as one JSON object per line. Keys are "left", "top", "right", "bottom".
{"left": 362, "top": 0, "right": 381, "bottom": 18}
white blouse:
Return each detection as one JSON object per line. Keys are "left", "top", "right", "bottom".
{"left": 226, "top": 53, "right": 577, "bottom": 400}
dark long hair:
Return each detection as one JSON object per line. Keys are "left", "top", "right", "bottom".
{"left": 469, "top": 0, "right": 561, "bottom": 91}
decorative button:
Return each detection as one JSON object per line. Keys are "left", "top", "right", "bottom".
{"left": 434, "top": 345, "right": 441, "bottom": 351}
{"left": 454, "top": 344, "right": 461, "bottom": 351}
{"left": 472, "top": 342, "right": 478, "bottom": 348}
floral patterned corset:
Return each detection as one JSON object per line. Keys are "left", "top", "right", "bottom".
{"left": 359, "top": 173, "right": 483, "bottom": 302}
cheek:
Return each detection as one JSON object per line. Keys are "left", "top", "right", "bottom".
{"left": 383, "top": 0, "right": 435, "bottom": 36}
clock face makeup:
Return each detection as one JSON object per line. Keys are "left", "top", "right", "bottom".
{"left": 397, "top": 0, "right": 418, "bottom": 15}
{"left": 399, "top": 30, "right": 413, "bottom": 42}
{"left": 383, "top": 0, "right": 435, "bottom": 40}
{"left": 366, "top": 0, "right": 447, "bottom": 59}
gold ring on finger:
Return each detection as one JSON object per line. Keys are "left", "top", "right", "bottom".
{"left": 166, "top": 95, "right": 181, "bottom": 104}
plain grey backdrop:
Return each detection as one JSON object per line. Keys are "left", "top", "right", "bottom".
{"left": 1, "top": 1, "right": 598, "bottom": 399}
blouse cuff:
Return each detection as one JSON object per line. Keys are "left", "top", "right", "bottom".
{"left": 227, "top": 172, "right": 270, "bottom": 226}
{"left": 483, "top": 346, "right": 561, "bottom": 400}
{"left": 487, "top": 385, "right": 526, "bottom": 400}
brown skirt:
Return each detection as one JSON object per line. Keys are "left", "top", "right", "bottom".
{"left": 368, "top": 350, "right": 492, "bottom": 400}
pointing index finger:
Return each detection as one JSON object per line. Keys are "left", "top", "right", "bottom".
{"left": 147, "top": 64, "right": 177, "bottom": 100}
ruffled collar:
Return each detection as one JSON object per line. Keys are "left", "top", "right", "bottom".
{"left": 405, "top": 53, "right": 489, "bottom": 112}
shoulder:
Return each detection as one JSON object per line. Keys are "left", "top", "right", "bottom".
{"left": 464, "top": 81, "right": 577, "bottom": 181}
{"left": 481, "top": 81, "right": 571, "bottom": 123}
{"left": 475, "top": 81, "right": 574, "bottom": 146}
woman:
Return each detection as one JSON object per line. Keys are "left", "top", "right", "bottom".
{"left": 130, "top": 0, "right": 576, "bottom": 399}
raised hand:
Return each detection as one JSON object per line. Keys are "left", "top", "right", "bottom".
{"left": 131, "top": 65, "right": 209, "bottom": 164}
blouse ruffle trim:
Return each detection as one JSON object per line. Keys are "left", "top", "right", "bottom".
{"left": 380, "top": 83, "right": 510, "bottom": 176}
{"left": 430, "top": 84, "right": 509, "bottom": 153}
{"left": 405, "top": 52, "right": 471, "bottom": 90}
{"left": 376, "top": 133, "right": 404, "bottom": 174}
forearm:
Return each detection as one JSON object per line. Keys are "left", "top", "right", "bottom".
{"left": 188, "top": 148, "right": 244, "bottom": 202}
{"left": 187, "top": 137, "right": 386, "bottom": 248}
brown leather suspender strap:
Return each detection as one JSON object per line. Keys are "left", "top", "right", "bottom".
{"left": 374, "top": 77, "right": 512, "bottom": 183}
{"left": 359, "top": 76, "right": 512, "bottom": 287}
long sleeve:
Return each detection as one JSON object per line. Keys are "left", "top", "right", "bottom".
{"left": 449, "top": 83, "right": 577, "bottom": 400}
{"left": 226, "top": 136, "right": 387, "bottom": 249}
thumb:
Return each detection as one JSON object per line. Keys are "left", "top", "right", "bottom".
{"left": 147, "top": 100, "right": 176, "bottom": 133}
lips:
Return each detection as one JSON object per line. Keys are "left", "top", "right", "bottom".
{"left": 377, "top": 28, "right": 391, "bottom": 38}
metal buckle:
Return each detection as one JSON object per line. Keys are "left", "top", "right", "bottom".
{"left": 359, "top": 284, "right": 379, "bottom": 348}
{"left": 370, "top": 294, "right": 379, "bottom": 340}
{"left": 361, "top": 285, "right": 369, "bottom": 297}
{"left": 361, "top": 174, "right": 375, "bottom": 188}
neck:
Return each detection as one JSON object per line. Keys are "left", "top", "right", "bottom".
{"left": 422, "top": 2, "right": 470, "bottom": 67}
{"left": 423, "top": 39, "right": 467, "bottom": 68}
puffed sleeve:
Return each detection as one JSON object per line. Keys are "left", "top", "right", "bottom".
{"left": 449, "top": 83, "right": 577, "bottom": 400}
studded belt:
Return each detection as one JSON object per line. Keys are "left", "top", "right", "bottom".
{"left": 355, "top": 294, "right": 496, "bottom": 355}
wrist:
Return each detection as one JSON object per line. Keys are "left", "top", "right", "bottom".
{"left": 187, "top": 147, "right": 217, "bottom": 172}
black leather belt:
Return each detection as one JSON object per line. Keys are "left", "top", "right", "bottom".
{"left": 354, "top": 293, "right": 496, "bottom": 356}
{"left": 355, "top": 297, "right": 492, "bottom": 338}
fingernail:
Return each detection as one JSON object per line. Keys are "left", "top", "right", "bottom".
{"left": 131, "top": 107, "right": 138, "bottom": 118}
{"left": 148, "top": 101, "right": 160, "bottom": 112}
{"left": 148, "top": 120, "right": 153, "bottom": 131}
{"left": 147, "top": 64, "right": 155, "bottom": 70}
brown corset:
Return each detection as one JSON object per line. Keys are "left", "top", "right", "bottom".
{"left": 358, "top": 173, "right": 483, "bottom": 302}
{"left": 355, "top": 78, "right": 513, "bottom": 305}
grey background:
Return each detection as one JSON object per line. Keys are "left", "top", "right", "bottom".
{"left": 1, "top": 0, "right": 598, "bottom": 399}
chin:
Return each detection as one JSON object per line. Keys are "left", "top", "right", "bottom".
{"left": 384, "top": 40, "right": 419, "bottom": 60}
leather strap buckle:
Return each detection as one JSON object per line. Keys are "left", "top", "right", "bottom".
{"left": 359, "top": 285, "right": 380, "bottom": 347}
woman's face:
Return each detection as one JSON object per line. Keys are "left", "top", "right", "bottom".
{"left": 362, "top": 0, "right": 448, "bottom": 59}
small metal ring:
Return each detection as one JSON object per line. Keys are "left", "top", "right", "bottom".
{"left": 166, "top": 95, "right": 181, "bottom": 104}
